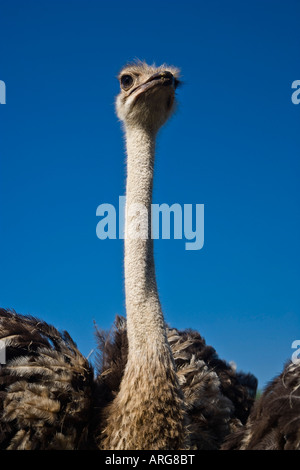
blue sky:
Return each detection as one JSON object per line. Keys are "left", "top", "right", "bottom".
{"left": 0, "top": 0, "right": 299, "bottom": 389}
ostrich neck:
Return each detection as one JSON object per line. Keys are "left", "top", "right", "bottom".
{"left": 99, "top": 124, "right": 186, "bottom": 450}
{"left": 124, "top": 126, "right": 168, "bottom": 358}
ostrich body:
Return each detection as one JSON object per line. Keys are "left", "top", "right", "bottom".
{"left": 0, "top": 309, "right": 255, "bottom": 450}
{"left": 222, "top": 361, "right": 300, "bottom": 450}
{"left": 0, "top": 61, "right": 257, "bottom": 450}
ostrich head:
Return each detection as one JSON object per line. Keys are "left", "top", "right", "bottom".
{"left": 115, "top": 61, "right": 181, "bottom": 133}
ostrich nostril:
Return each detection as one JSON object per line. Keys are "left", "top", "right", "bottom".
{"left": 161, "top": 71, "right": 175, "bottom": 87}
{"left": 146, "top": 71, "right": 175, "bottom": 86}
{"left": 160, "top": 71, "right": 174, "bottom": 79}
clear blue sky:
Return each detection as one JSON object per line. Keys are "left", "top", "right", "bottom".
{"left": 0, "top": 0, "right": 299, "bottom": 389}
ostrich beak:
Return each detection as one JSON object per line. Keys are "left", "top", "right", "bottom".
{"left": 144, "top": 71, "right": 175, "bottom": 87}
{"left": 128, "top": 71, "right": 176, "bottom": 102}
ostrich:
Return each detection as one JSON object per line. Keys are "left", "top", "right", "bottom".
{"left": 221, "top": 360, "right": 300, "bottom": 450}
{"left": 0, "top": 61, "right": 257, "bottom": 450}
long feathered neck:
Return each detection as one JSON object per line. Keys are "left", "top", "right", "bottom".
{"left": 100, "top": 124, "right": 186, "bottom": 450}
{"left": 124, "top": 126, "right": 168, "bottom": 357}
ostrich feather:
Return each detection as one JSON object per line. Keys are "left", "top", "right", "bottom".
{"left": 94, "top": 316, "right": 257, "bottom": 450}
{"left": 222, "top": 360, "right": 300, "bottom": 450}
{"left": 0, "top": 309, "right": 96, "bottom": 450}
{"left": 0, "top": 309, "right": 257, "bottom": 449}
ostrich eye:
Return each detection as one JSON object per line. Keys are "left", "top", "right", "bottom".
{"left": 120, "top": 74, "right": 134, "bottom": 90}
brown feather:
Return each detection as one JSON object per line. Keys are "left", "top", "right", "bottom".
{"left": 94, "top": 316, "right": 257, "bottom": 449}
{"left": 1, "top": 309, "right": 258, "bottom": 449}
{"left": 222, "top": 361, "right": 300, "bottom": 450}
